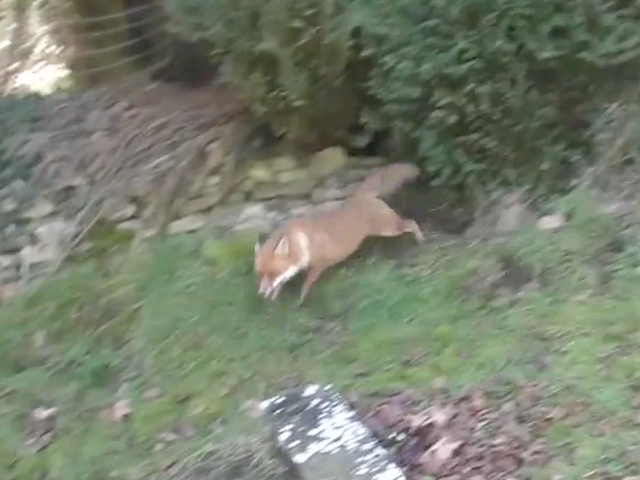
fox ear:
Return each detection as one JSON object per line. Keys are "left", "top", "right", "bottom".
{"left": 274, "top": 237, "right": 289, "bottom": 255}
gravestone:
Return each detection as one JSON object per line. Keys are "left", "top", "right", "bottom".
{"left": 260, "top": 384, "right": 407, "bottom": 480}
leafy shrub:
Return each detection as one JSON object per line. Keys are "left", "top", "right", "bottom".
{"left": 351, "top": 0, "right": 640, "bottom": 191}
{"left": 166, "top": 0, "right": 364, "bottom": 150}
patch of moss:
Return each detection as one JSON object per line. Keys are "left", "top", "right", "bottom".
{"left": 200, "top": 232, "right": 257, "bottom": 270}
{"left": 77, "top": 220, "right": 136, "bottom": 260}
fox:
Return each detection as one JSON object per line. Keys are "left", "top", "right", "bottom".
{"left": 254, "top": 162, "right": 425, "bottom": 304}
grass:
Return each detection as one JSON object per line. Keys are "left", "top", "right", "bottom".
{"left": 1, "top": 189, "right": 640, "bottom": 480}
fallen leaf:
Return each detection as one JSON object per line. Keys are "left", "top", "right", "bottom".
{"left": 492, "top": 450, "right": 521, "bottom": 472}
{"left": 24, "top": 406, "right": 57, "bottom": 453}
{"left": 469, "top": 389, "right": 488, "bottom": 413}
{"left": 431, "top": 376, "right": 448, "bottom": 391}
{"left": 110, "top": 399, "right": 132, "bottom": 422}
{"left": 406, "top": 411, "right": 431, "bottom": 430}
{"left": 240, "top": 399, "right": 264, "bottom": 419}
{"left": 428, "top": 403, "right": 457, "bottom": 428}
{"left": 517, "top": 383, "right": 542, "bottom": 409}
{"left": 31, "top": 406, "right": 57, "bottom": 421}
{"left": 21, "top": 198, "right": 55, "bottom": 220}
{"left": 419, "top": 436, "right": 463, "bottom": 475}
{"left": 372, "top": 402, "right": 406, "bottom": 428}
{"left": 157, "top": 431, "right": 179, "bottom": 443}
{"left": 25, "top": 430, "right": 55, "bottom": 453}
{"left": 0, "top": 283, "right": 19, "bottom": 301}
{"left": 32, "top": 331, "right": 47, "bottom": 350}
{"left": 536, "top": 214, "right": 565, "bottom": 231}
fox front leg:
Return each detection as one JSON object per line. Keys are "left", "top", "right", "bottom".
{"left": 298, "top": 267, "right": 325, "bottom": 306}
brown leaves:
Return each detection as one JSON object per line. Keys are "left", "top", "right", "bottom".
{"left": 419, "top": 437, "right": 464, "bottom": 475}
{"left": 360, "top": 385, "right": 551, "bottom": 479}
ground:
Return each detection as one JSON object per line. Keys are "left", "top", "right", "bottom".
{"left": 1, "top": 188, "right": 640, "bottom": 480}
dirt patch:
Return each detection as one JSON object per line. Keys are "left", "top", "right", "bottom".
{"left": 352, "top": 185, "right": 475, "bottom": 262}
{"left": 462, "top": 254, "right": 538, "bottom": 304}
{"left": 356, "top": 385, "right": 551, "bottom": 480}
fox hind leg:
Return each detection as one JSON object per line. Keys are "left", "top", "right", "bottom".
{"left": 368, "top": 198, "right": 424, "bottom": 242}
{"left": 374, "top": 207, "right": 424, "bottom": 243}
{"left": 401, "top": 218, "right": 424, "bottom": 243}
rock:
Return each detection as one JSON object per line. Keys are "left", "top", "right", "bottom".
{"left": 0, "top": 224, "right": 28, "bottom": 254}
{"left": 54, "top": 175, "right": 86, "bottom": 190}
{"left": 21, "top": 198, "right": 55, "bottom": 220}
{"left": 116, "top": 219, "right": 143, "bottom": 232}
{"left": 289, "top": 204, "right": 316, "bottom": 217}
{"left": 0, "top": 254, "right": 19, "bottom": 283}
{"left": 109, "top": 101, "right": 130, "bottom": 114}
{"left": 102, "top": 199, "right": 137, "bottom": 223}
{"left": 537, "top": 214, "right": 565, "bottom": 231}
{"left": 311, "top": 187, "right": 347, "bottom": 203}
{"left": 205, "top": 175, "right": 221, "bottom": 188}
{"left": 167, "top": 215, "right": 207, "bottom": 234}
{"left": 226, "top": 191, "right": 246, "bottom": 204}
{"left": 290, "top": 201, "right": 342, "bottom": 218}
{"left": 260, "top": 384, "right": 406, "bottom": 480}
{"left": 252, "top": 180, "right": 316, "bottom": 201}
{"left": 276, "top": 168, "right": 311, "bottom": 183}
{"left": 601, "top": 201, "right": 634, "bottom": 218}
{"left": 0, "top": 282, "right": 19, "bottom": 301}
{"left": 309, "top": 147, "right": 349, "bottom": 179}
{"left": 0, "top": 179, "right": 30, "bottom": 204}
{"left": 342, "top": 168, "right": 375, "bottom": 184}
{"left": 247, "top": 163, "right": 274, "bottom": 183}
{"left": 358, "top": 157, "right": 385, "bottom": 168}
{"left": 180, "top": 187, "right": 223, "bottom": 215}
{"left": 349, "top": 130, "right": 373, "bottom": 150}
{"left": 205, "top": 203, "right": 255, "bottom": 229}
{"left": 0, "top": 197, "right": 18, "bottom": 214}
{"left": 0, "top": 254, "right": 18, "bottom": 270}
{"left": 271, "top": 155, "right": 299, "bottom": 172}
{"left": 34, "top": 219, "right": 74, "bottom": 247}
{"left": 495, "top": 191, "right": 533, "bottom": 233}
{"left": 239, "top": 180, "right": 257, "bottom": 194}
{"left": 19, "top": 244, "right": 60, "bottom": 267}
{"left": 232, "top": 217, "right": 274, "bottom": 235}
{"left": 315, "top": 200, "right": 343, "bottom": 213}
{"left": 238, "top": 203, "right": 270, "bottom": 223}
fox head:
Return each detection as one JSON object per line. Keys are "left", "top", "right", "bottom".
{"left": 254, "top": 235, "right": 293, "bottom": 296}
{"left": 254, "top": 231, "right": 310, "bottom": 299}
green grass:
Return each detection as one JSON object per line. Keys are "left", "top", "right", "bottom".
{"left": 1, "top": 190, "right": 640, "bottom": 479}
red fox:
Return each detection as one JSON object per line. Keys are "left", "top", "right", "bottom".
{"left": 254, "top": 162, "right": 424, "bottom": 304}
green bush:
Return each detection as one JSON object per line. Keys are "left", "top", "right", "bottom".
{"left": 166, "top": 0, "right": 364, "bottom": 150}
{"left": 351, "top": 0, "right": 640, "bottom": 191}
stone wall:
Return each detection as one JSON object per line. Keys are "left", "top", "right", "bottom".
{"left": 0, "top": 145, "right": 384, "bottom": 297}
{"left": 116, "top": 146, "right": 384, "bottom": 237}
